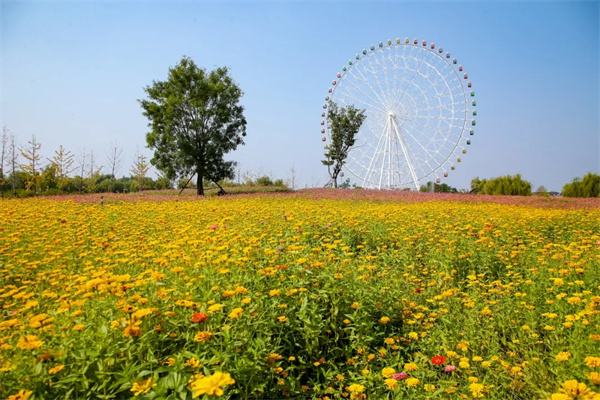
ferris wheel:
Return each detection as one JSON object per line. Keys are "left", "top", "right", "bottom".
{"left": 321, "top": 37, "right": 476, "bottom": 190}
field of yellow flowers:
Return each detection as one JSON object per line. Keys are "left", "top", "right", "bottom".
{"left": 1, "top": 191, "right": 599, "bottom": 400}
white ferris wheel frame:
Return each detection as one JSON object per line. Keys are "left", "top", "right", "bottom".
{"left": 321, "top": 38, "right": 476, "bottom": 190}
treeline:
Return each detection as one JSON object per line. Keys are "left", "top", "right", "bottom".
{"left": 0, "top": 129, "right": 162, "bottom": 198}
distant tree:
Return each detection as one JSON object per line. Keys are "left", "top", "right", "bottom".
{"left": 534, "top": 185, "right": 549, "bottom": 197}
{"left": 77, "top": 148, "right": 87, "bottom": 193}
{"left": 140, "top": 56, "right": 247, "bottom": 196}
{"left": 105, "top": 142, "right": 123, "bottom": 192}
{"left": 322, "top": 101, "right": 366, "bottom": 188}
{"left": 40, "top": 164, "right": 58, "bottom": 192}
{"left": 470, "top": 176, "right": 487, "bottom": 193}
{"left": 130, "top": 153, "right": 151, "bottom": 191}
{"left": 420, "top": 182, "right": 458, "bottom": 193}
{"left": 86, "top": 150, "right": 103, "bottom": 193}
{"left": 48, "top": 145, "right": 76, "bottom": 194}
{"left": 19, "top": 136, "right": 42, "bottom": 195}
{"left": 0, "top": 126, "right": 8, "bottom": 197}
{"left": 562, "top": 173, "right": 600, "bottom": 197}
{"left": 480, "top": 174, "right": 531, "bottom": 196}
{"left": 9, "top": 134, "right": 18, "bottom": 195}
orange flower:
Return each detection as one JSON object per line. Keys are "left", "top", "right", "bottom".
{"left": 190, "top": 312, "right": 208, "bottom": 323}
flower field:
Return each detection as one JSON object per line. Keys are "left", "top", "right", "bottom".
{"left": 1, "top": 191, "right": 599, "bottom": 399}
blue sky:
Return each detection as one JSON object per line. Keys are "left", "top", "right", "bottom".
{"left": 2, "top": 0, "right": 598, "bottom": 191}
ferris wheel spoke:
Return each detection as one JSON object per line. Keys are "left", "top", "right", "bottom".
{"left": 363, "top": 55, "right": 391, "bottom": 106}
{"left": 390, "top": 117, "right": 420, "bottom": 190}
{"left": 349, "top": 66, "right": 389, "bottom": 109}
{"left": 363, "top": 117, "right": 389, "bottom": 187}
{"left": 337, "top": 76, "right": 389, "bottom": 114}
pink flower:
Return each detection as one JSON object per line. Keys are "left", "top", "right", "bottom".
{"left": 445, "top": 365, "right": 456, "bottom": 372}
{"left": 393, "top": 372, "right": 408, "bottom": 380}
{"left": 209, "top": 224, "right": 218, "bottom": 230}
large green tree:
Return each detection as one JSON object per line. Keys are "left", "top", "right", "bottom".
{"left": 140, "top": 57, "right": 247, "bottom": 195}
{"left": 322, "top": 101, "right": 366, "bottom": 188}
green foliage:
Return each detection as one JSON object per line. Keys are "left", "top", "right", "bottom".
{"left": 140, "top": 57, "right": 247, "bottom": 196}
{"left": 419, "top": 182, "right": 458, "bottom": 193}
{"left": 477, "top": 174, "right": 532, "bottom": 196}
{"left": 562, "top": 173, "right": 600, "bottom": 197}
{"left": 470, "top": 176, "right": 487, "bottom": 193}
{"left": 322, "top": 102, "right": 366, "bottom": 188}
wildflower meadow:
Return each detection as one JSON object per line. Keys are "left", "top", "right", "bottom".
{"left": 0, "top": 190, "right": 599, "bottom": 399}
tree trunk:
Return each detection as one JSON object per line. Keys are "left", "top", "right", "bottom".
{"left": 333, "top": 177, "right": 338, "bottom": 188}
{"left": 196, "top": 170, "right": 204, "bottom": 196}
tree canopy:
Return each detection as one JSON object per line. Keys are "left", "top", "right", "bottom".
{"left": 562, "top": 173, "right": 600, "bottom": 197}
{"left": 140, "top": 57, "right": 246, "bottom": 195}
{"left": 322, "top": 101, "right": 366, "bottom": 188}
{"left": 471, "top": 174, "right": 532, "bottom": 196}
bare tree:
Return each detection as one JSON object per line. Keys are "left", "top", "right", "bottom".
{"left": 19, "top": 136, "right": 42, "bottom": 195}
{"left": 105, "top": 142, "right": 123, "bottom": 178}
{"left": 105, "top": 142, "right": 123, "bottom": 192}
{"left": 87, "top": 150, "right": 102, "bottom": 193}
{"left": 1, "top": 126, "right": 8, "bottom": 197}
{"left": 9, "top": 135, "right": 18, "bottom": 195}
{"left": 77, "top": 148, "right": 87, "bottom": 193}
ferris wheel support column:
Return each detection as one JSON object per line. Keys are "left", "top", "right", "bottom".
{"left": 390, "top": 116, "right": 420, "bottom": 191}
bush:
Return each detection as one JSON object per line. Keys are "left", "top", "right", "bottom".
{"left": 255, "top": 176, "right": 273, "bottom": 186}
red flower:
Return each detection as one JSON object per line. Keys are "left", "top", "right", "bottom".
{"left": 190, "top": 312, "right": 208, "bottom": 323}
{"left": 431, "top": 355, "right": 447, "bottom": 365}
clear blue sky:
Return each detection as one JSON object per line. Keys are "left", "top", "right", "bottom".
{"left": 2, "top": 0, "right": 598, "bottom": 192}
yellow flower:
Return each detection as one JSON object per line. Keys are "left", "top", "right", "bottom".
{"left": 48, "top": 365, "right": 65, "bottom": 374}
{"left": 7, "top": 390, "right": 32, "bottom": 400}
{"left": 278, "top": 316, "right": 288, "bottom": 323}
{"left": 184, "top": 358, "right": 202, "bottom": 368}
{"left": 590, "top": 334, "right": 600, "bottom": 342}
{"left": 228, "top": 308, "right": 243, "bottom": 319}
{"left": 404, "top": 362, "right": 418, "bottom": 371}
{"left": 347, "top": 384, "right": 365, "bottom": 394}
{"left": 131, "top": 378, "right": 157, "bottom": 397}
{"left": 469, "top": 383, "right": 485, "bottom": 398}
{"left": 207, "top": 304, "right": 223, "bottom": 313}
{"left": 559, "top": 380, "right": 595, "bottom": 399}
{"left": 17, "top": 335, "right": 44, "bottom": 350}
{"left": 194, "top": 331, "right": 212, "bottom": 342}
{"left": 351, "top": 302, "right": 360, "bottom": 309}
{"left": 460, "top": 361, "right": 471, "bottom": 368}
{"left": 588, "top": 372, "right": 600, "bottom": 385}
{"left": 384, "top": 338, "right": 395, "bottom": 345}
{"left": 269, "top": 289, "right": 281, "bottom": 297}
{"left": 585, "top": 357, "right": 600, "bottom": 368}
{"left": 73, "top": 324, "right": 84, "bottom": 331}
{"left": 406, "top": 377, "right": 420, "bottom": 387}
{"left": 384, "top": 378, "right": 398, "bottom": 390}
{"left": 556, "top": 352, "right": 571, "bottom": 362}
{"left": 548, "top": 394, "right": 571, "bottom": 400}
{"left": 408, "top": 332, "right": 419, "bottom": 340}
{"left": 424, "top": 384, "right": 436, "bottom": 392}
{"left": 381, "top": 367, "right": 396, "bottom": 378}
{"left": 241, "top": 297, "right": 251, "bottom": 304}
{"left": 457, "top": 341, "right": 470, "bottom": 351}
{"left": 379, "top": 316, "right": 390, "bottom": 324}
